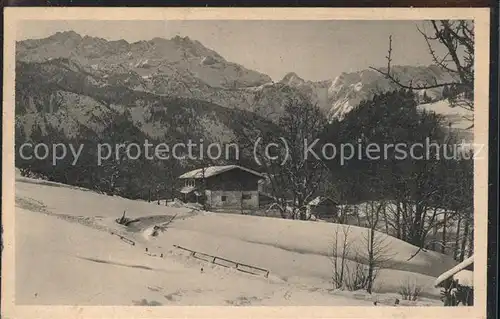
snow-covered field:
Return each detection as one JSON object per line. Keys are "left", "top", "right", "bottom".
{"left": 14, "top": 171, "right": 454, "bottom": 306}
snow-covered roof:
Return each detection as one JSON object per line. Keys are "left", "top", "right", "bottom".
{"left": 435, "top": 255, "right": 474, "bottom": 288}
{"left": 452, "top": 270, "right": 473, "bottom": 288}
{"left": 179, "top": 165, "right": 264, "bottom": 179}
{"left": 307, "top": 196, "right": 338, "bottom": 206}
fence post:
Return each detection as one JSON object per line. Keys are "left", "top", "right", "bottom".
{"left": 173, "top": 245, "right": 269, "bottom": 278}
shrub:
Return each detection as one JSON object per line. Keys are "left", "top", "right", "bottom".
{"left": 343, "top": 261, "right": 371, "bottom": 291}
{"left": 398, "top": 277, "right": 422, "bottom": 301}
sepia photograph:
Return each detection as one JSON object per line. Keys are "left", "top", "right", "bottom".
{"left": 1, "top": 7, "right": 491, "bottom": 319}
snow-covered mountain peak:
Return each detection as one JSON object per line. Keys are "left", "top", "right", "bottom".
{"left": 49, "top": 30, "right": 82, "bottom": 42}
{"left": 16, "top": 31, "right": 272, "bottom": 90}
{"left": 280, "top": 72, "right": 306, "bottom": 86}
{"left": 324, "top": 65, "right": 458, "bottom": 120}
{"left": 16, "top": 31, "right": 468, "bottom": 130}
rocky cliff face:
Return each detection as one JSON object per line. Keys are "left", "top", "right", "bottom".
{"left": 15, "top": 58, "right": 279, "bottom": 157}
{"left": 17, "top": 31, "right": 316, "bottom": 121}
{"left": 278, "top": 66, "right": 462, "bottom": 120}
{"left": 16, "top": 31, "right": 472, "bottom": 137}
{"left": 17, "top": 31, "right": 272, "bottom": 89}
{"left": 324, "top": 66, "right": 459, "bottom": 120}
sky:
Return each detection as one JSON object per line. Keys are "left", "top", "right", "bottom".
{"left": 17, "top": 20, "right": 446, "bottom": 82}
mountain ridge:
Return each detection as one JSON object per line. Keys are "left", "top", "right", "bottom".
{"left": 17, "top": 31, "right": 473, "bottom": 129}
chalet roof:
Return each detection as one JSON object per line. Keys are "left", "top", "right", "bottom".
{"left": 435, "top": 255, "right": 474, "bottom": 288}
{"left": 179, "top": 165, "right": 264, "bottom": 179}
{"left": 307, "top": 196, "right": 338, "bottom": 206}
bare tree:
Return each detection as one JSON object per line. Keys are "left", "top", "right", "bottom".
{"left": 331, "top": 225, "right": 355, "bottom": 290}
{"left": 249, "top": 97, "right": 329, "bottom": 220}
{"left": 325, "top": 179, "right": 353, "bottom": 224}
{"left": 331, "top": 202, "right": 394, "bottom": 294}
{"left": 371, "top": 20, "right": 474, "bottom": 123}
{"left": 361, "top": 200, "right": 394, "bottom": 293}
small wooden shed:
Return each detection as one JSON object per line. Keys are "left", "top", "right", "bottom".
{"left": 306, "top": 196, "right": 339, "bottom": 220}
{"left": 435, "top": 255, "right": 474, "bottom": 306}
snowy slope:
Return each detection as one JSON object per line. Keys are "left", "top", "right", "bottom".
{"left": 18, "top": 208, "right": 377, "bottom": 306}
{"left": 15, "top": 174, "right": 448, "bottom": 305}
{"left": 162, "top": 214, "right": 456, "bottom": 277}
{"left": 418, "top": 100, "right": 473, "bottom": 129}
{"left": 417, "top": 100, "right": 474, "bottom": 144}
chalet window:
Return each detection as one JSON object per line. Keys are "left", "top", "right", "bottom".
{"left": 242, "top": 194, "right": 252, "bottom": 200}
{"left": 221, "top": 195, "right": 227, "bottom": 202}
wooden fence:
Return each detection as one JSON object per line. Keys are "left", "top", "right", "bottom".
{"left": 109, "top": 231, "right": 136, "bottom": 246}
{"left": 173, "top": 244, "right": 270, "bottom": 278}
{"left": 106, "top": 234, "right": 269, "bottom": 278}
